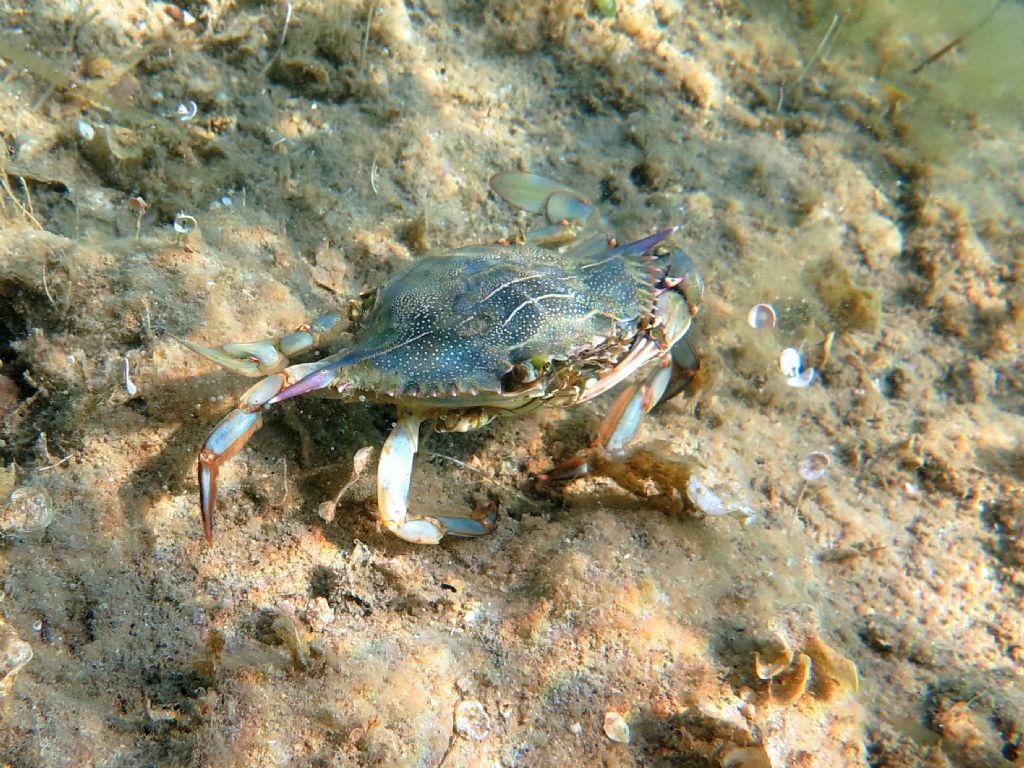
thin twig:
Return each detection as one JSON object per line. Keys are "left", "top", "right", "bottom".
{"left": 359, "top": 2, "right": 376, "bottom": 69}
{"left": 0, "top": 173, "right": 41, "bottom": 227}
{"left": 911, "top": 0, "right": 1005, "bottom": 74}
{"left": 777, "top": 12, "right": 844, "bottom": 112}
{"left": 37, "top": 454, "right": 74, "bottom": 471}
{"left": 41, "top": 263, "right": 56, "bottom": 307}
{"left": 280, "top": 458, "right": 290, "bottom": 506}
{"left": 280, "top": 1, "right": 293, "bottom": 48}
{"left": 428, "top": 452, "right": 542, "bottom": 507}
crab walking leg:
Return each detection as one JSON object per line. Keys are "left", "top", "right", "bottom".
{"left": 542, "top": 355, "right": 690, "bottom": 481}
{"left": 198, "top": 356, "right": 346, "bottom": 542}
{"left": 377, "top": 413, "right": 498, "bottom": 544}
{"left": 599, "top": 360, "right": 674, "bottom": 453}
{"left": 181, "top": 311, "right": 344, "bottom": 377}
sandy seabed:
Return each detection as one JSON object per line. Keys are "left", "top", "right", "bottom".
{"left": 0, "top": 1, "right": 1021, "bottom": 766}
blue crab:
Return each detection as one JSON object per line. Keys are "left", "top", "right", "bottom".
{"left": 183, "top": 173, "right": 704, "bottom": 544}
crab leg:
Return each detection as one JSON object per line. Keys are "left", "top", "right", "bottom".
{"left": 197, "top": 356, "right": 344, "bottom": 542}
{"left": 490, "top": 172, "right": 602, "bottom": 245}
{"left": 181, "top": 311, "right": 344, "bottom": 376}
{"left": 543, "top": 345, "right": 698, "bottom": 480}
{"left": 378, "top": 412, "right": 498, "bottom": 544}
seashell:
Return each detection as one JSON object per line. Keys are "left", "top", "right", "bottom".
{"left": 797, "top": 451, "right": 831, "bottom": 481}
{"left": 746, "top": 303, "right": 777, "bottom": 330}
{"left": 603, "top": 711, "right": 630, "bottom": 743}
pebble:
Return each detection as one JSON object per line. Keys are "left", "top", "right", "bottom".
{"left": 454, "top": 699, "right": 490, "bottom": 741}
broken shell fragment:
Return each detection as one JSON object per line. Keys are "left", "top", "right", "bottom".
{"left": 797, "top": 451, "right": 831, "bottom": 482}
{"left": 0, "top": 616, "right": 32, "bottom": 698}
{"left": 454, "top": 700, "right": 491, "bottom": 741}
{"left": 769, "top": 652, "right": 811, "bottom": 706}
{"left": 686, "top": 476, "right": 728, "bottom": 516}
{"left": 746, "top": 303, "right": 777, "bottom": 330}
{"left": 686, "top": 477, "right": 758, "bottom": 524}
{"left": 804, "top": 633, "right": 859, "bottom": 698}
{"left": 603, "top": 711, "right": 630, "bottom": 743}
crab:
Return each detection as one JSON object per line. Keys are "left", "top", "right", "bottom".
{"left": 183, "top": 173, "right": 704, "bottom": 545}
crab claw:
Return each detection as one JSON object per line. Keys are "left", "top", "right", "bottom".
{"left": 196, "top": 356, "right": 345, "bottom": 542}
{"left": 179, "top": 311, "right": 344, "bottom": 377}
{"left": 198, "top": 374, "right": 284, "bottom": 542}
{"left": 378, "top": 413, "right": 498, "bottom": 544}
{"left": 541, "top": 346, "right": 697, "bottom": 482}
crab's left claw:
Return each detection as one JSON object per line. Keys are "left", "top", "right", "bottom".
{"left": 378, "top": 413, "right": 498, "bottom": 544}
{"left": 198, "top": 374, "right": 282, "bottom": 542}
{"left": 180, "top": 311, "right": 344, "bottom": 377}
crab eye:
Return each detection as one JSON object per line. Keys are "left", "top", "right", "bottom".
{"left": 512, "top": 362, "right": 538, "bottom": 383}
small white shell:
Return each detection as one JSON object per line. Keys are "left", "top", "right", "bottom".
{"left": 747, "top": 303, "right": 777, "bottom": 330}
{"left": 780, "top": 347, "right": 815, "bottom": 388}
{"left": 798, "top": 451, "right": 831, "bottom": 481}
{"left": 603, "top": 711, "right": 630, "bottom": 743}
{"left": 686, "top": 476, "right": 728, "bottom": 516}
{"left": 173, "top": 212, "right": 198, "bottom": 234}
{"left": 76, "top": 119, "right": 95, "bottom": 141}
{"left": 176, "top": 100, "right": 198, "bottom": 121}
{"left": 779, "top": 347, "right": 803, "bottom": 378}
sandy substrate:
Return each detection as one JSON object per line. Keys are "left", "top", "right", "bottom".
{"left": 0, "top": 1, "right": 1021, "bottom": 766}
